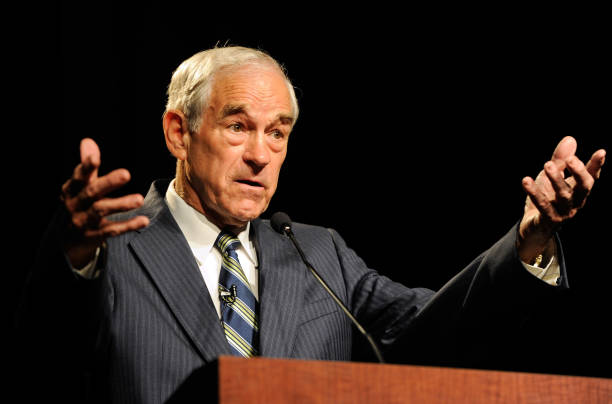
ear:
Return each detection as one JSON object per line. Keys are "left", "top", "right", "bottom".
{"left": 163, "top": 110, "right": 190, "bottom": 161}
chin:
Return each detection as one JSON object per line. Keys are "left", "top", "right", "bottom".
{"left": 231, "top": 202, "right": 268, "bottom": 223}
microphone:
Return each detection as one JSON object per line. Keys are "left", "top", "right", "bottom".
{"left": 270, "top": 212, "right": 385, "bottom": 363}
{"left": 219, "top": 285, "right": 237, "bottom": 305}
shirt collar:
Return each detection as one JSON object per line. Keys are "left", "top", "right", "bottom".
{"left": 164, "top": 179, "right": 256, "bottom": 267}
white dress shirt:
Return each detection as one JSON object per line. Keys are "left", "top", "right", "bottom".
{"left": 164, "top": 179, "right": 259, "bottom": 318}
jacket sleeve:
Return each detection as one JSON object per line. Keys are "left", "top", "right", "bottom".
{"left": 327, "top": 222, "right": 568, "bottom": 367}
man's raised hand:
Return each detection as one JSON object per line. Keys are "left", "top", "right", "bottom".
{"left": 61, "top": 138, "right": 149, "bottom": 268}
{"left": 518, "top": 136, "right": 606, "bottom": 263}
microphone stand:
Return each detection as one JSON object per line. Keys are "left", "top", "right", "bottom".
{"left": 279, "top": 222, "right": 385, "bottom": 364}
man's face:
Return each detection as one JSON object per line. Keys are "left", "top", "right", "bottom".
{"left": 184, "top": 65, "right": 294, "bottom": 229}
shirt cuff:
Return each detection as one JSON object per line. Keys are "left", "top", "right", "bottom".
{"left": 521, "top": 253, "right": 561, "bottom": 286}
{"left": 71, "top": 247, "right": 102, "bottom": 279}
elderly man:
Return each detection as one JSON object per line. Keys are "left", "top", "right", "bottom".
{"left": 20, "top": 46, "right": 605, "bottom": 403}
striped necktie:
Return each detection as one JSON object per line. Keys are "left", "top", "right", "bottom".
{"left": 215, "top": 231, "right": 259, "bottom": 357}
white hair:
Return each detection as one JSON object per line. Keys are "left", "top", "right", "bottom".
{"left": 165, "top": 46, "right": 299, "bottom": 134}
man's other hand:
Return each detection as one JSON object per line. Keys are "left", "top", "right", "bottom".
{"left": 518, "top": 136, "right": 606, "bottom": 263}
{"left": 61, "top": 138, "right": 149, "bottom": 268}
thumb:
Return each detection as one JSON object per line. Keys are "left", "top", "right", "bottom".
{"left": 551, "top": 136, "right": 577, "bottom": 169}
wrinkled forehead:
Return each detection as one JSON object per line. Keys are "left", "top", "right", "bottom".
{"left": 209, "top": 65, "right": 296, "bottom": 121}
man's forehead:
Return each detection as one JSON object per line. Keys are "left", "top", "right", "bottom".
{"left": 211, "top": 66, "right": 294, "bottom": 114}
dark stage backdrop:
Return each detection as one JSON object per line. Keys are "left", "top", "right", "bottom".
{"left": 9, "top": 1, "right": 610, "bottom": 382}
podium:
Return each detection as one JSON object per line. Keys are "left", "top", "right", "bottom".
{"left": 203, "top": 356, "right": 611, "bottom": 403}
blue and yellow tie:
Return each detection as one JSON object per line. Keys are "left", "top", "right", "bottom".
{"left": 215, "top": 231, "right": 259, "bottom": 357}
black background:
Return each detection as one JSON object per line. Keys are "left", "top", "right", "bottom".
{"left": 8, "top": 0, "right": 610, "bottom": 384}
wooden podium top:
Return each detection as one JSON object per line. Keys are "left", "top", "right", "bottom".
{"left": 216, "top": 356, "right": 611, "bottom": 404}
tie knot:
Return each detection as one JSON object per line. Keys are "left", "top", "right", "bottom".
{"left": 215, "top": 231, "right": 240, "bottom": 256}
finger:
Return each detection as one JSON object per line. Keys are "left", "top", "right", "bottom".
{"left": 522, "top": 177, "right": 562, "bottom": 225}
{"left": 585, "top": 149, "right": 606, "bottom": 180}
{"left": 80, "top": 138, "right": 101, "bottom": 178}
{"left": 543, "top": 161, "right": 573, "bottom": 214}
{"left": 68, "top": 194, "right": 146, "bottom": 236}
{"left": 64, "top": 162, "right": 95, "bottom": 197}
{"left": 75, "top": 169, "right": 132, "bottom": 210}
{"left": 83, "top": 216, "right": 149, "bottom": 240}
{"left": 89, "top": 194, "right": 145, "bottom": 218}
{"left": 63, "top": 139, "right": 102, "bottom": 198}
{"left": 532, "top": 169, "right": 556, "bottom": 200}
{"left": 73, "top": 194, "right": 146, "bottom": 229}
{"left": 69, "top": 210, "right": 100, "bottom": 230}
{"left": 550, "top": 136, "right": 577, "bottom": 170}
{"left": 521, "top": 176, "right": 535, "bottom": 208}
{"left": 73, "top": 138, "right": 101, "bottom": 183}
{"left": 566, "top": 155, "right": 595, "bottom": 209}
{"left": 62, "top": 177, "right": 85, "bottom": 198}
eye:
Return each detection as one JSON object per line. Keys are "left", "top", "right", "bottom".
{"left": 270, "top": 130, "right": 285, "bottom": 140}
{"left": 228, "top": 123, "right": 243, "bottom": 132}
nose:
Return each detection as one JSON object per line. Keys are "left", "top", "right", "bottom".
{"left": 243, "top": 132, "right": 271, "bottom": 170}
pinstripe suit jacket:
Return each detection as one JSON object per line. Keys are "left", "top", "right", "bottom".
{"left": 21, "top": 179, "right": 567, "bottom": 403}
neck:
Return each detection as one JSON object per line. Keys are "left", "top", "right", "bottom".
{"left": 173, "top": 171, "right": 248, "bottom": 234}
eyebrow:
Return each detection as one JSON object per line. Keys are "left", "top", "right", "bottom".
{"left": 220, "top": 103, "right": 295, "bottom": 126}
{"left": 220, "top": 104, "right": 248, "bottom": 119}
{"left": 277, "top": 113, "right": 294, "bottom": 126}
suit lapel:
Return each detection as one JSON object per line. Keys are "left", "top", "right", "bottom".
{"left": 252, "top": 219, "right": 305, "bottom": 357}
{"left": 129, "top": 182, "right": 231, "bottom": 363}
